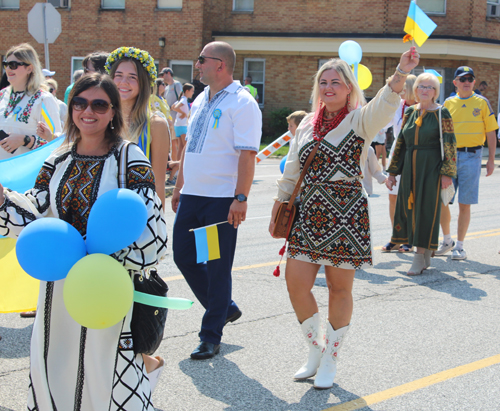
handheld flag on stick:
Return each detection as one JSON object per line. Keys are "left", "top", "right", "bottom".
{"left": 41, "top": 101, "right": 55, "bottom": 134}
{"left": 192, "top": 222, "right": 223, "bottom": 263}
{"left": 404, "top": 1, "right": 437, "bottom": 47}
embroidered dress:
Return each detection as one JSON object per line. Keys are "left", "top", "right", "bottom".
{"left": 276, "top": 85, "right": 401, "bottom": 269}
{"left": 0, "top": 88, "right": 62, "bottom": 160}
{"left": 388, "top": 106, "right": 457, "bottom": 250}
{"left": 0, "top": 142, "right": 167, "bottom": 411}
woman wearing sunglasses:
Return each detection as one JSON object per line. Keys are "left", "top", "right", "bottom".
{"left": 106, "top": 47, "right": 170, "bottom": 210}
{"left": 0, "top": 73, "right": 167, "bottom": 409}
{"left": 0, "top": 43, "right": 61, "bottom": 160}
{"left": 386, "top": 72, "right": 457, "bottom": 275}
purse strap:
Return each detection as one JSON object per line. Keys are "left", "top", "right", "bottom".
{"left": 438, "top": 106, "right": 444, "bottom": 161}
{"left": 286, "top": 141, "right": 322, "bottom": 210}
{"left": 118, "top": 141, "right": 131, "bottom": 189}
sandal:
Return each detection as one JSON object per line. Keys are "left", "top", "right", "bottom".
{"left": 399, "top": 244, "right": 413, "bottom": 253}
{"left": 382, "top": 242, "right": 399, "bottom": 252}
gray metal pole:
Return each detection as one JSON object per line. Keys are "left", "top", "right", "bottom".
{"left": 43, "top": 3, "right": 50, "bottom": 69}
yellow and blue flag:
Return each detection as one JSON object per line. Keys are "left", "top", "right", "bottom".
{"left": 193, "top": 224, "right": 221, "bottom": 263}
{"left": 404, "top": 1, "right": 437, "bottom": 47}
{"left": 424, "top": 69, "right": 443, "bottom": 83}
{"left": 41, "top": 101, "right": 55, "bottom": 134}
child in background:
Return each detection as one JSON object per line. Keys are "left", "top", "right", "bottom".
{"left": 286, "top": 110, "right": 307, "bottom": 137}
{"left": 172, "top": 83, "right": 195, "bottom": 155}
{"left": 362, "top": 146, "right": 387, "bottom": 196}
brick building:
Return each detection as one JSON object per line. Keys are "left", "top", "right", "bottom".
{"left": 1, "top": 0, "right": 499, "bottom": 132}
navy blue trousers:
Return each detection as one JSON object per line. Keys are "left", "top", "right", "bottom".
{"left": 173, "top": 194, "right": 240, "bottom": 345}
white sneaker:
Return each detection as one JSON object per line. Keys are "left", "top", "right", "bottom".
{"left": 434, "top": 240, "right": 455, "bottom": 256}
{"left": 451, "top": 248, "right": 467, "bottom": 260}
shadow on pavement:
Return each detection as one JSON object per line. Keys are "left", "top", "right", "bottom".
{"left": 0, "top": 324, "right": 32, "bottom": 359}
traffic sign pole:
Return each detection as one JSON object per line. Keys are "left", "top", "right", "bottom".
{"left": 43, "top": 3, "right": 50, "bottom": 70}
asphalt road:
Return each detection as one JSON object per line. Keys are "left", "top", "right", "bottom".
{"left": 1, "top": 158, "right": 500, "bottom": 411}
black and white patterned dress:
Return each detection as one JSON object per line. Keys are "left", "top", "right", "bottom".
{"left": 0, "top": 141, "right": 167, "bottom": 410}
{"left": 276, "top": 85, "right": 401, "bottom": 270}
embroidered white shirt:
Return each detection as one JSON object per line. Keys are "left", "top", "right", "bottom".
{"left": 182, "top": 81, "right": 262, "bottom": 197}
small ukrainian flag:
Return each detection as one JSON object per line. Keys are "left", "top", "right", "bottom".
{"left": 41, "top": 101, "right": 55, "bottom": 134}
{"left": 193, "top": 224, "right": 221, "bottom": 263}
{"left": 404, "top": 1, "right": 437, "bottom": 47}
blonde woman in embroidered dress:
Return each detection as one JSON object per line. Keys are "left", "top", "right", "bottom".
{"left": 0, "top": 73, "right": 167, "bottom": 410}
{"left": 0, "top": 43, "right": 61, "bottom": 160}
{"left": 107, "top": 47, "right": 170, "bottom": 210}
{"left": 268, "top": 47, "right": 420, "bottom": 389}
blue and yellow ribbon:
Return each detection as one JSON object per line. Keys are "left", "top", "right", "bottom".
{"left": 212, "top": 109, "right": 222, "bottom": 129}
{"left": 41, "top": 101, "right": 55, "bottom": 134}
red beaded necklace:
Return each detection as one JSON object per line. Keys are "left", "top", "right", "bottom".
{"left": 313, "top": 104, "right": 349, "bottom": 141}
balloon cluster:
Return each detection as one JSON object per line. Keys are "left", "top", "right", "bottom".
{"left": 16, "top": 189, "right": 148, "bottom": 329}
{"left": 338, "top": 40, "right": 373, "bottom": 90}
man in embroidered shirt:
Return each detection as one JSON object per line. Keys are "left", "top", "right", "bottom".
{"left": 435, "top": 66, "right": 499, "bottom": 260}
{"left": 171, "top": 41, "right": 262, "bottom": 359}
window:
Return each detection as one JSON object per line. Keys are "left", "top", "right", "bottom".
{"left": 412, "top": 67, "right": 445, "bottom": 104}
{"left": 102, "top": 0, "right": 125, "bottom": 9}
{"left": 244, "top": 58, "right": 265, "bottom": 106}
{"left": 418, "top": 0, "right": 445, "bottom": 15}
{"left": 0, "top": 0, "right": 19, "bottom": 9}
{"left": 158, "top": 0, "right": 182, "bottom": 8}
{"left": 318, "top": 59, "right": 329, "bottom": 69}
{"left": 233, "top": 0, "right": 253, "bottom": 12}
{"left": 71, "top": 57, "right": 84, "bottom": 81}
{"left": 487, "top": 0, "right": 500, "bottom": 17}
{"left": 170, "top": 60, "right": 193, "bottom": 84}
{"left": 47, "top": 0, "right": 69, "bottom": 7}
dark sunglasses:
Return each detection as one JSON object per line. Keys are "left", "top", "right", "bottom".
{"left": 197, "top": 55, "right": 222, "bottom": 65}
{"left": 49, "top": 88, "right": 54, "bottom": 93}
{"left": 3, "top": 61, "right": 30, "bottom": 70}
{"left": 458, "top": 76, "right": 474, "bottom": 83}
{"left": 72, "top": 97, "right": 113, "bottom": 114}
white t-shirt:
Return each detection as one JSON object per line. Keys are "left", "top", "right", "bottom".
{"left": 182, "top": 81, "right": 262, "bottom": 198}
{"left": 174, "top": 96, "right": 189, "bottom": 127}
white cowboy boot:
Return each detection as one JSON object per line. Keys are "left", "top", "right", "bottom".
{"left": 294, "top": 313, "right": 324, "bottom": 380}
{"left": 313, "top": 322, "right": 349, "bottom": 389}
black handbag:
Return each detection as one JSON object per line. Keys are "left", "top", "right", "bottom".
{"left": 118, "top": 141, "right": 168, "bottom": 355}
{"left": 130, "top": 270, "right": 169, "bottom": 355}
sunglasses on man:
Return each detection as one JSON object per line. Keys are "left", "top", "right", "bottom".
{"left": 3, "top": 61, "right": 30, "bottom": 70}
{"left": 197, "top": 55, "right": 222, "bottom": 65}
{"left": 72, "top": 97, "right": 113, "bottom": 114}
{"left": 458, "top": 76, "right": 474, "bottom": 83}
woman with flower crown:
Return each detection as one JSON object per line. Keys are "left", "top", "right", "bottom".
{"left": 268, "top": 47, "right": 420, "bottom": 389}
{"left": 0, "top": 43, "right": 61, "bottom": 160}
{"left": 106, "top": 47, "right": 170, "bottom": 210}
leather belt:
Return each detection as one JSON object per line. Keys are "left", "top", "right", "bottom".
{"left": 457, "top": 146, "right": 482, "bottom": 153}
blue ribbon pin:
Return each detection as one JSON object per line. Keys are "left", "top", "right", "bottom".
{"left": 14, "top": 106, "right": 22, "bottom": 121}
{"left": 212, "top": 109, "right": 222, "bottom": 129}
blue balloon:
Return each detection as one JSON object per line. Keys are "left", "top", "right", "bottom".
{"left": 16, "top": 217, "right": 87, "bottom": 281}
{"left": 86, "top": 189, "right": 148, "bottom": 255}
{"left": 280, "top": 155, "right": 288, "bottom": 174}
{"left": 338, "top": 40, "right": 363, "bottom": 65}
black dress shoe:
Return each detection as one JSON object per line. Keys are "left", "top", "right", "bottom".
{"left": 190, "top": 341, "right": 220, "bottom": 360}
{"left": 225, "top": 309, "right": 242, "bottom": 326}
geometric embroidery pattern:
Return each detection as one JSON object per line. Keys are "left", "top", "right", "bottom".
{"left": 288, "top": 134, "right": 372, "bottom": 268}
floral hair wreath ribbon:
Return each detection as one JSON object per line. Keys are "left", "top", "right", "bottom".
{"left": 105, "top": 46, "right": 158, "bottom": 86}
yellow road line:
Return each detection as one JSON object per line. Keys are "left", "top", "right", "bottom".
{"left": 325, "top": 353, "right": 500, "bottom": 411}
{"left": 163, "top": 228, "right": 500, "bottom": 282}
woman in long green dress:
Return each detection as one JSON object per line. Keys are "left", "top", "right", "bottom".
{"left": 386, "top": 72, "right": 457, "bottom": 276}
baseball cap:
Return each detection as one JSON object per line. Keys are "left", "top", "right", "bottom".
{"left": 160, "top": 67, "right": 173, "bottom": 75}
{"left": 42, "top": 69, "right": 56, "bottom": 77}
{"left": 454, "top": 66, "right": 475, "bottom": 78}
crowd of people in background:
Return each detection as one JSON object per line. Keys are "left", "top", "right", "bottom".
{"left": 0, "top": 38, "right": 498, "bottom": 409}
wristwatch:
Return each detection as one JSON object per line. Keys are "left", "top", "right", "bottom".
{"left": 23, "top": 135, "right": 31, "bottom": 146}
{"left": 234, "top": 194, "right": 247, "bottom": 202}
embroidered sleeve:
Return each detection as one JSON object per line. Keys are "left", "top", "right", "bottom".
{"left": 0, "top": 163, "right": 54, "bottom": 238}
{"left": 112, "top": 145, "right": 167, "bottom": 271}
{"left": 32, "top": 135, "right": 48, "bottom": 149}
{"left": 440, "top": 108, "right": 457, "bottom": 178}
{"left": 387, "top": 111, "right": 410, "bottom": 176}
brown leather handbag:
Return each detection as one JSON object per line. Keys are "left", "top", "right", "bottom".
{"left": 272, "top": 141, "right": 321, "bottom": 239}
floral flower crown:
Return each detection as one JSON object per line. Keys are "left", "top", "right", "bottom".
{"left": 105, "top": 47, "right": 157, "bottom": 86}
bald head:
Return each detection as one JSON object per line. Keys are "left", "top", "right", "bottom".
{"left": 208, "top": 41, "right": 236, "bottom": 74}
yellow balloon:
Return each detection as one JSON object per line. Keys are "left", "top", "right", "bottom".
{"left": 63, "top": 254, "right": 133, "bottom": 329}
{"left": 352, "top": 64, "right": 373, "bottom": 90}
